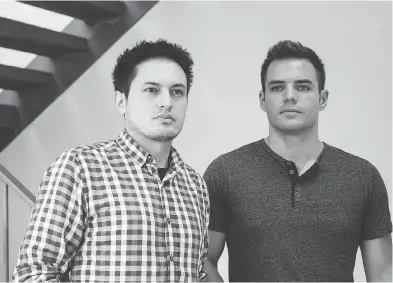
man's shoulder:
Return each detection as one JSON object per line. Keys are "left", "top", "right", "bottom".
{"left": 325, "top": 143, "right": 376, "bottom": 172}
{"left": 209, "top": 140, "right": 262, "bottom": 167}
{"left": 56, "top": 138, "right": 119, "bottom": 164}
{"left": 183, "top": 163, "right": 205, "bottom": 185}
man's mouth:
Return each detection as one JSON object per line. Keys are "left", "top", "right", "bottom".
{"left": 280, "top": 109, "right": 302, "bottom": 114}
{"left": 155, "top": 114, "right": 175, "bottom": 121}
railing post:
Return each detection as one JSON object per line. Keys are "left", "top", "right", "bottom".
{"left": 0, "top": 164, "right": 36, "bottom": 281}
{"left": 1, "top": 182, "right": 9, "bottom": 281}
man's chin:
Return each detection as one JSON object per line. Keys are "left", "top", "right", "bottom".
{"left": 274, "top": 123, "right": 313, "bottom": 134}
{"left": 145, "top": 131, "right": 180, "bottom": 142}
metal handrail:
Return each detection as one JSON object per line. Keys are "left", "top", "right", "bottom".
{"left": 1, "top": 183, "right": 9, "bottom": 281}
{"left": 0, "top": 163, "right": 36, "bottom": 208}
{"left": 0, "top": 163, "right": 36, "bottom": 281}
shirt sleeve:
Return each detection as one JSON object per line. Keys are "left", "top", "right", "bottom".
{"left": 13, "top": 151, "right": 86, "bottom": 282}
{"left": 198, "top": 180, "right": 210, "bottom": 282}
{"left": 203, "top": 156, "right": 229, "bottom": 233}
{"left": 362, "top": 165, "right": 392, "bottom": 241}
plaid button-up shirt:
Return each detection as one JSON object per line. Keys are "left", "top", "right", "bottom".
{"left": 13, "top": 129, "right": 209, "bottom": 282}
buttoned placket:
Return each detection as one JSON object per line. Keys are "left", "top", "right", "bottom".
{"left": 285, "top": 161, "right": 302, "bottom": 208}
{"left": 147, "top": 156, "right": 178, "bottom": 282}
{"left": 161, "top": 172, "right": 177, "bottom": 282}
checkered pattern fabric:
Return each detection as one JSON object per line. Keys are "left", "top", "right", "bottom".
{"left": 13, "top": 129, "right": 209, "bottom": 282}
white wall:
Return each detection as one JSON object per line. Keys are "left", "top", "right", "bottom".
{"left": 0, "top": 1, "right": 391, "bottom": 281}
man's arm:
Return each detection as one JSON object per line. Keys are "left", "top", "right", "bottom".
{"left": 13, "top": 151, "right": 86, "bottom": 282}
{"left": 205, "top": 230, "right": 226, "bottom": 282}
{"left": 361, "top": 234, "right": 392, "bottom": 282}
{"left": 203, "top": 156, "right": 230, "bottom": 282}
{"left": 360, "top": 164, "right": 392, "bottom": 282}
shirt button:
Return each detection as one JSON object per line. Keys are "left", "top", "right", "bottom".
{"left": 287, "top": 161, "right": 292, "bottom": 165}
{"left": 170, "top": 254, "right": 174, "bottom": 261}
{"left": 295, "top": 191, "right": 300, "bottom": 197}
{"left": 167, "top": 218, "right": 171, "bottom": 224}
{"left": 289, "top": 169, "right": 294, "bottom": 174}
{"left": 147, "top": 157, "right": 153, "bottom": 163}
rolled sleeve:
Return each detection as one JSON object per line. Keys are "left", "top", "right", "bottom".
{"left": 13, "top": 151, "right": 86, "bottom": 282}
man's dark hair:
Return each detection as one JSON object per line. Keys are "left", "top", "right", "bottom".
{"left": 261, "top": 40, "right": 326, "bottom": 93}
{"left": 112, "top": 39, "right": 194, "bottom": 97}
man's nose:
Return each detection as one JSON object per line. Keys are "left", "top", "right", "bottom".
{"left": 283, "top": 84, "right": 297, "bottom": 102}
{"left": 158, "top": 89, "right": 173, "bottom": 110}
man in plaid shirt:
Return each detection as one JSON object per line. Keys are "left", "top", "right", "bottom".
{"left": 13, "top": 39, "right": 209, "bottom": 282}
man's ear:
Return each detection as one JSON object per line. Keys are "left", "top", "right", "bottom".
{"left": 115, "top": 91, "right": 127, "bottom": 115}
{"left": 259, "top": 90, "right": 267, "bottom": 112}
{"left": 319, "top": 89, "right": 329, "bottom": 111}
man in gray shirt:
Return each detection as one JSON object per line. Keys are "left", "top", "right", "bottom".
{"left": 204, "top": 40, "right": 392, "bottom": 282}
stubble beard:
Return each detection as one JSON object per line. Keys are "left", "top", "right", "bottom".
{"left": 127, "top": 118, "right": 181, "bottom": 142}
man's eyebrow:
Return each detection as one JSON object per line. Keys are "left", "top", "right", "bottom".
{"left": 267, "top": 79, "right": 314, "bottom": 85}
{"left": 144, "top": 82, "right": 160, "bottom": 86}
{"left": 295, "top": 79, "right": 313, "bottom": 84}
{"left": 172, "top": 83, "right": 186, "bottom": 88}
{"left": 267, "top": 80, "right": 285, "bottom": 85}
{"left": 144, "top": 82, "right": 186, "bottom": 88}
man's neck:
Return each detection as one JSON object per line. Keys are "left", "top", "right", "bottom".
{"left": 266, "top": 126, "right": 323, "bottom": 174}
{"left": 126, "top": 128, "right": 172, "bottom": 168}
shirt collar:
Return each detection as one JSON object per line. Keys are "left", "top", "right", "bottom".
{"left": 116, "top": 129, "right": 185, "bottom": 170}
{"left": 259, "top": 138, "right": 328, "bottom": 169}
{"left": 168, "top": 146, "right": 185, "bottom": 171}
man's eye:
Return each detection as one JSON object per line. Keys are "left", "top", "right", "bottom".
{"left": 296, "top": 85, "right": 311, "bottom": 91}
{"left": 172, "top": 89, "right": 185, "bottom": 96}
{"left": 270, "top": 85, "right": 283, "bottom": 92}
{"left": 145, "top": 87, "right": 158, "bottom": 93}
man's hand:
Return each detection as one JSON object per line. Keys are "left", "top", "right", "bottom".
{"left": 206, "top": 230, "right": 226, "bottom": 282}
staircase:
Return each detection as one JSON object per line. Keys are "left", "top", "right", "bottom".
{"left": 0, "top": 1, "right": 158, "bottom": 280}
{"left": 0, "top": 0, "right": 157, "bottom": 152}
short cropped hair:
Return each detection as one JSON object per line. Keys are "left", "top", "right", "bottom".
{"left": 112, "top": 39, "right": 194, "bottom": 97}
{"left": 261, "top": 40, "right": 326, "bottom": 92}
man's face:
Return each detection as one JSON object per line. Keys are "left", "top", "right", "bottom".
{"left": 260, "top": 58, "right": 328, "bottom": 134}
{"left": 116, "top": 58, "right": 188, "bottom": 142}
